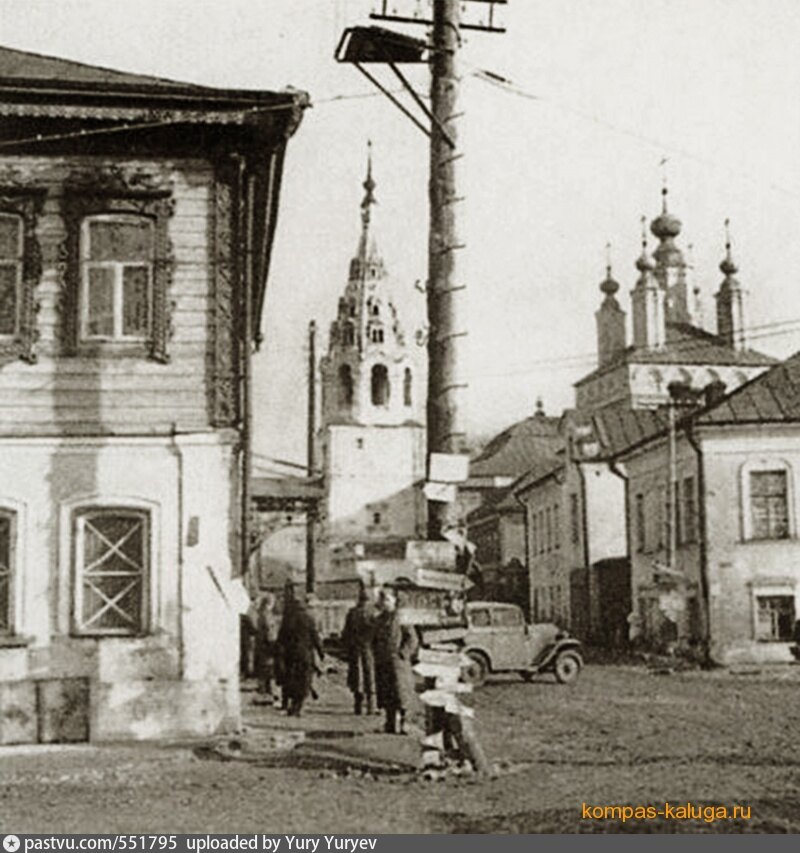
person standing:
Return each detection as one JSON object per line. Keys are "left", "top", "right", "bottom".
{"left": 276, "top": 594, "right": 324, "bottom": 717}
{"left": 373, "top": 588, "right": 419, "bottom": 734}
{"left": 342, "top": 585, "right": 377, "bottom": 715}
{"left": 253, "top": 593, "right": 278, "bottom": 702}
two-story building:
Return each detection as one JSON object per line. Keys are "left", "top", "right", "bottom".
{"left": 619, "top": 349, "right": 800, "bottom": 664}
{"left": 0, "top": 45, "right": 306, "bottom": 742}
{"left": 512, "top": 193, "right": 775, "bottom": 644}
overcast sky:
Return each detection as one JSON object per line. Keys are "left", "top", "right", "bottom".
{"left": 4, "top": 0, "right": 800, "bottom": 467}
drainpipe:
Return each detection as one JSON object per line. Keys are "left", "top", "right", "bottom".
{"left": 575, "top": 462, "right": 592, "bottom": 639}
{"left": 608, "top": 457, "right": 631, "bottom": 645}
{"left": 685, "top": 423, "right": 712, "bottom": 665}
{"left": 168, "top": 423, "right": 185, "bottom": 680}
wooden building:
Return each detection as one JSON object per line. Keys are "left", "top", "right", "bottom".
{"left": 0, "top": 46, "right": 306, "bottom": 742}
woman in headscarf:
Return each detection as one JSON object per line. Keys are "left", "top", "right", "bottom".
{"left": 276, "top": 587, "right": 323, "bottom": 717}
{"left": 373, "top": 587, "right": 419, "bottom": 734}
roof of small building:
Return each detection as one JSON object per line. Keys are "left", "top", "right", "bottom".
{"left": 575, "top": 322, "right": 777, "bottom": 387}
{"left": 470, "top": 412, "right": 563, "bottom": 478}
{"left": 467, "top": 486, "right": 525, "bottom": 523}
{"left": 572, "top": 404, "right": 668, "bottom": 459}
{"left": 696, "top": 349, "right": 800, "bottom": 425}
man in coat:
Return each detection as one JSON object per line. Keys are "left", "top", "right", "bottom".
{"left": 276, "top": 593, "right": 324, "bottom": 717}
{"left": 253, "top": 593, "right": 278, "bottom": 702}
{"left": 373, "top": 587, "right": 419, "bottom": 734}
{"left": 341, "top": 584, "right": 377, "bottom": 715}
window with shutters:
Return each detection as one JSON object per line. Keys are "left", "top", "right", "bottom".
{"left": 73, "top": 509, "right": 149, "bottom": 636}
{"left": 0, "top": 511, "right": 15, "bottom": 634}
{"left": 749, "top": 470, "right": 789, "bottom": 540}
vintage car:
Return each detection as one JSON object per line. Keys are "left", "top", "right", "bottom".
{"left": 460, "top": 601, "right": 583, "bottom": 686}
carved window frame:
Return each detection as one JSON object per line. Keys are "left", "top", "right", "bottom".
{"left": 0, "top": 188, "right": 45, "bottom": 363}
{"left": 62, "top": 190, "right": 174, "bottom": 362}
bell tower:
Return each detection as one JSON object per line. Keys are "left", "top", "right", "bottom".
{"left": 319, "top": 145, "right": 426, "bottom": 556}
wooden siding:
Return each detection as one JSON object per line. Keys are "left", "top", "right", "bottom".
{"left": 0, "top": 156, "right": 230, "bottom": 435}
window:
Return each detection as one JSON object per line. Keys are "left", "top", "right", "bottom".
{"left": 470, "top": 608, "right": 490, "bottom": 628}
{"left": 356, "top": 437, "right": 364, "bottom": 449}
{"left": 0, "top": 214, "right": 22, "bottom": 336}
{"left": 531, "top": 511, "right": 538, "bottom": 556}
{"left": 338, "top": 364, "right": 354, "bottom": 406}
{"left": 553, "top": 503, "right": 560, "bottom": 550}
{"left": 371, "top": 364, "right": 390, "bottom": 405}
{"left": 343, "top": 322, "right": 355, "bottom": 346}
{"left": 539, "top": 510, "right": 546, "bottom": 554}
{"left": 492, "top": 607, "right": 523, "bottom": 628}
{"left": 750, "top": 471, "right": 789, "bottom": 540}
{"left": 74, "top": 509, "right": 148, "bottom": 636}
{"left": 681, "top": 476, "right": 697, "bottom": 544}
{"left": 81, "top": 216, "right": 153, "bottom": 341}
{"left": 369, "top": 324, "right": 384, "bottom": 344}
{"left": 755, "top": 595, "right": 795, "bottom": 641}
{"left": 0, "top": 511, "right": 14, "bottom": 633}
{"left": 0, "top": 189, "right": 44, "bottom": 362}
{"left": 569, "top": 493, "right": 580, "bottom": 545}
{"left": 62, "top": 188, "right": 174, "bottom": 361}
{"left": 635, "top": 493, "right": 645, "bottom": 552}
{"left": 657, "top": 484, "right": 667, "bottom": 550}
{"left": 372, "top": 512, "right": 382, "bottom": 526}
{"left": 369, "top": 302, "right": 380, "bottom": 318}
{"left": 403, "top": 368, "right": 412, "bottom": 407}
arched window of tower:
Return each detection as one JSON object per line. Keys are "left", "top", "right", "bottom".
{"left": 369, "top": 324, "right": 384, "bottom": 344}
{"left": 343, "top": 322, "right": 355, "bottom": 346}
{"left": 371, "top": 364, "right": 390, "bottom": 406}
{"left": 404, "top": 367, "right": 412, "bottom": 407}
{"left": 338, "top": 364, "right": 354, "bottom": 406}
{"left": 370, "top": 302, "right": 380, "bottom": 317}
{"left": 348, "top": 300, "right": 357, "bottom": 318}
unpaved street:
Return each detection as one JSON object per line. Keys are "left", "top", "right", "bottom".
{"left": 3, "top": 665, "right": 800, "bottom": 834}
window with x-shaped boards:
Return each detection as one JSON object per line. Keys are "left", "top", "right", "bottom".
{"left": 73, "top": 508, "right": 149, "bottom": 636}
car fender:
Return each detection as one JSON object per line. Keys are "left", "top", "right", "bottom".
{"left": 463, "top": 644, "right": 494, "bottom": 672}
{"left": 532, "top": 638, "right": 583, "bottom": 671}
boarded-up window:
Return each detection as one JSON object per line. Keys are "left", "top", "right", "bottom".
{"left": 0, "top": 214, "right": 21, "bottom": 336}
{"left": 82, "top": 216, "right": 153, "bottom": 341}
{"left": 755, "top": 595, "right": 795, "bottom": 641}
{"left": 750, "top": 471, "right": 789, "bottom": 540}
{"left": 0, "top": 512, "right": 13, "bottom": 633}
{"left": 371, "top": 364, "right": 390, "bottom": 405}
{"left": 74, "top": 509, "right": 148, "bottom": 636}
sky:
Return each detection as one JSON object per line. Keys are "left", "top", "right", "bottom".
{"left": 3, "top": 0, "right": 800, "bottom": 468}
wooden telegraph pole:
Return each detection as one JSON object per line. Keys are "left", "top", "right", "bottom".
{"left": 427, "top": 0, "right": 467, "bottom": 540}
{"left": 306, "top": 320, "right": 317, "bottom": 593}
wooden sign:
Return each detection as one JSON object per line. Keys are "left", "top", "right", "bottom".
{"left": 405, "top": 540, "right": 458, "bottom": 571}
{"left": 423, "top": 481, "right": 457, "bottom": 503}
{"left": 428, "top": 452, "right": 470, "bottom": 483}
{"left": 416, "top": 567, "right": 472, "bottom": 592}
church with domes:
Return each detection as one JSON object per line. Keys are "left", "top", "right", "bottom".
{"left": 576, "top": 187, "right": 775, "bottom": 411}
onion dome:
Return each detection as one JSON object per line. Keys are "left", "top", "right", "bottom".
{"left": 719, "top": 219, "right": 740, "bottom": 283}
{"left": 600, "top": 267, "right": 620, "bottom": 296}
{"left": 651, "top": 186, "right": 682, "bottom": 239}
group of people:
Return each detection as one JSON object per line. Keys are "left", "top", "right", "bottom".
{"left": 241, "top": 583, "right": 324, "bottom": 717}
{"left": 240, "top": 581, "right": 419, "bottom": 732}
{"left": 342, "top": 585, "right": 418, "bottom": 735}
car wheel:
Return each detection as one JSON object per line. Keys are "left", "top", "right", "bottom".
{"left": 461, "top": 651, "right": 489, "bottom": 687}
{"left": 554, "top": 650, "right": 582, "bottom": 684}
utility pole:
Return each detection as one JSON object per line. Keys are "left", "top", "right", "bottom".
{"left": 306, "top": 320, "right": 317, "bottom": 593}
{"left": 427, "top": 0, "right": 467, "bottom": 539}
